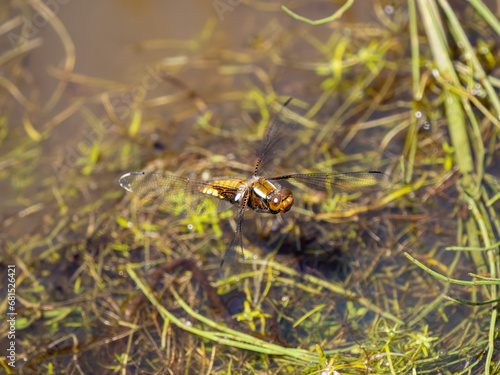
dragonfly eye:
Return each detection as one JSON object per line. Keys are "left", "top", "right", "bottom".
{"left": 280, "top": 188, "right": 293, "bottom": 213}
{"left": 268, "top": 193, "right": 281, "bottom": 212}
{"left": 268, "top": 189, "right": 294, "bottom": 213}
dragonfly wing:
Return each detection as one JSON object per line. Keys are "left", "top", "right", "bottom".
{"left": 254, "top": 98, "right": 298, "bottom": 177}
{"left": 219, "top": 223, "right": 244, "bottom": 276}
{"left": 269, "top": 171, "right": 391, "bottom": 193}
{"left": 219, "top": 201, "right": 248, "bottom": 276}
{"left": 119, "top": 172, "right": 239, "bottom": 216}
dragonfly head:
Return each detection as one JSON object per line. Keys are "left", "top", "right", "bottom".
{"left": 268, "top": 188, "right": 293, "bottom": 214}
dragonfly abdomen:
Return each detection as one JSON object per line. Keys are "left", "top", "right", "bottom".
{"left": 200, "top": 179, "right": 246, "bottom": 203}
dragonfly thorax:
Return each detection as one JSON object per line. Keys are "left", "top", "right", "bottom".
{"left": 248, "top": 178, "right": 294, "bottom": 214}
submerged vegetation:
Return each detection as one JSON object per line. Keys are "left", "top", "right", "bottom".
{"left": 1, "top": 0, "right": 500, "bottom": 374}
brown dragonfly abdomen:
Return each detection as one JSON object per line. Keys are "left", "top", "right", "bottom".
{"left": 200, "top": 179, "right": 246, "bottom": 204}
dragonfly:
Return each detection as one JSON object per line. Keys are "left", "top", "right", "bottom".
{"left": 119, "top": 98, "right": 390, "bottom": 273}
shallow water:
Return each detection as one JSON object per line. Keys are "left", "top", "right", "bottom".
{"left": 2, "top": 1, "right": 500, "bottom": 374}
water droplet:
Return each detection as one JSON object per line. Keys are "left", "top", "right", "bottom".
{"left": 187, "top": 223, "right": 194, "bottom": 230}
{"left": 415, "top": 111, "right": 422, "bottom": 119}
{"left": 127, "top": 221, "right": 133, "bottom": 228}
{"left": 384, "top": 5, "right": 394, "bottom": 14}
